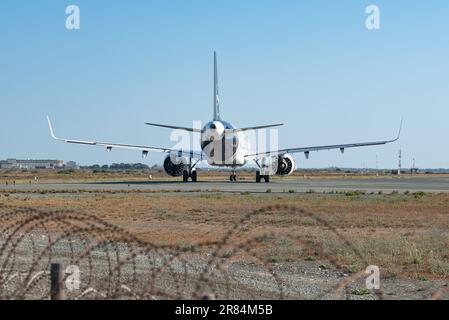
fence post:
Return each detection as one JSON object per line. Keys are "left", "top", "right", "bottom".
{"left": 50, "top": 263, "right": 64, "bottom": 300}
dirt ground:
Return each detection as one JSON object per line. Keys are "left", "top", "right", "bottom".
{"left": 2, "top": 190, "right": 449, "bottom": 278}
{"left": 1, "top": 171, "right": 449, "bottom": 299}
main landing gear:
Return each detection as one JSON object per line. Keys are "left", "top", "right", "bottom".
{"left": 229, "top": 168, "right": 238, "bottom": 182}
{"left": 183, "top": 170, "right": 197, "bottom": 182}
{"left": 182, "top": 160, "right": 199, "bottom": 183}
{"left": 254, "top": 159, "right": 271, "bottom": 183}
{"left": 256, "top": 171, "right": 270, "bottom": 183}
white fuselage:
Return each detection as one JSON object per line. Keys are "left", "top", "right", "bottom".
{"left": 200, "top": 120, "right": 247, "bottom": 167}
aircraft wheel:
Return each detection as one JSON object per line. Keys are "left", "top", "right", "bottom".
{"left": 183, "top": 170, "right": 189, "bottom": 182}
{"left": 256, "top": 171, "right": 261, "bottom": 183}
{"left": 191, "top": 170, "right": 197, "bottom": 182}
{"left": 264, "top": 175, "right": 270, "bottom": 183}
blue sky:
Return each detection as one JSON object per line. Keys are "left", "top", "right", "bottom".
{"left": 0, "top": 1, "right": 448, "bottom": 168}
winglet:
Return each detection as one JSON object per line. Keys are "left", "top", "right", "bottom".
{"left": 395, "top": 117, "right": 403, "bottom": 141}
{"left": 47, "top": 116, "right": 58, "bottom": 140}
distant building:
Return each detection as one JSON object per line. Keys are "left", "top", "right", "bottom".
{"left": 0, "top": 159, "right": 64, "bottom": 170}
{"left": 64, "top": 161, "right": 79, "bottom": 169}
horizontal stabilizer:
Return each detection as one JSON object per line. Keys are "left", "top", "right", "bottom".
{"left": 145, "top": 122, "right": 202, "bottom": 133}
{"left": 146, "top": 122, "right": 283, "bottom": 133}
{"left": 228, "top": 123, "right": 284, "bottom": 133}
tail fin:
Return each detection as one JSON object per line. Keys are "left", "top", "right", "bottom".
{"left": 213, "top": 51, "right": 221, "bottom": 121}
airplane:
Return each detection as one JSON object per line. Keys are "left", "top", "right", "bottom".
{"left": 47, "top": 51, "right": 402, "bottom": 183}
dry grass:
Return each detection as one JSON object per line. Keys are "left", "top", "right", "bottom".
{"left": 1, "top": 190, "right": 449, "bottom": 280}
{"left": 2, "top": 169, "right": 446, "bottom": 185}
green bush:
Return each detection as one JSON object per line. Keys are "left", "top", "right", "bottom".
{"left": 345, "top": 190, "right": 366, "bottom": 197}
{"left": 413, "top": 191, "right": 426, "bottom": 199}
{"left": 351, "top": 288, "right": 371, "bottom": 296}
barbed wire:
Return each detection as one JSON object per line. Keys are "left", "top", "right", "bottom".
{"left": 0, "top": 203, "right": 446, "bottom": 300}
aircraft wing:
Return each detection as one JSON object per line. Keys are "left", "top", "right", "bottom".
{"left": 47, "top": 117, "right": 203, "bottom": 159}
{"left": 245, "top": 119, "right": 402, "bottom": 160}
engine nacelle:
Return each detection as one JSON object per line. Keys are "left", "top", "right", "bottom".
{"left": 163, "top": 155, "right": 185, "bottom": 177}
{"left": 276, "top": 154, "right": 296, "bottom": 176}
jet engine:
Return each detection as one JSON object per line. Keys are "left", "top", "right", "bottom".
{"left": 163, "top": 155, "right": 185, "bottom": 177}
{"left": 276, "top": 154, "right": 296, "bottom": 176}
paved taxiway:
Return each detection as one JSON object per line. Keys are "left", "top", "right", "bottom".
{"left": 3, "top": 176, "right": 449, "bottom": 193}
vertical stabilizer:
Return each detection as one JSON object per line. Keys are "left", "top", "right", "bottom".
{"left": 213, "top": 51, "right": 221, "bottom": 120}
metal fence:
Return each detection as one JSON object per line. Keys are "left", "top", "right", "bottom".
{"left": 0, "top": 203, "right": 446, "bottom": 300}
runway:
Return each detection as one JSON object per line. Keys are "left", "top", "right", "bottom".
{"left": 3, "top": 176, "right": 449, "bottom": 193}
